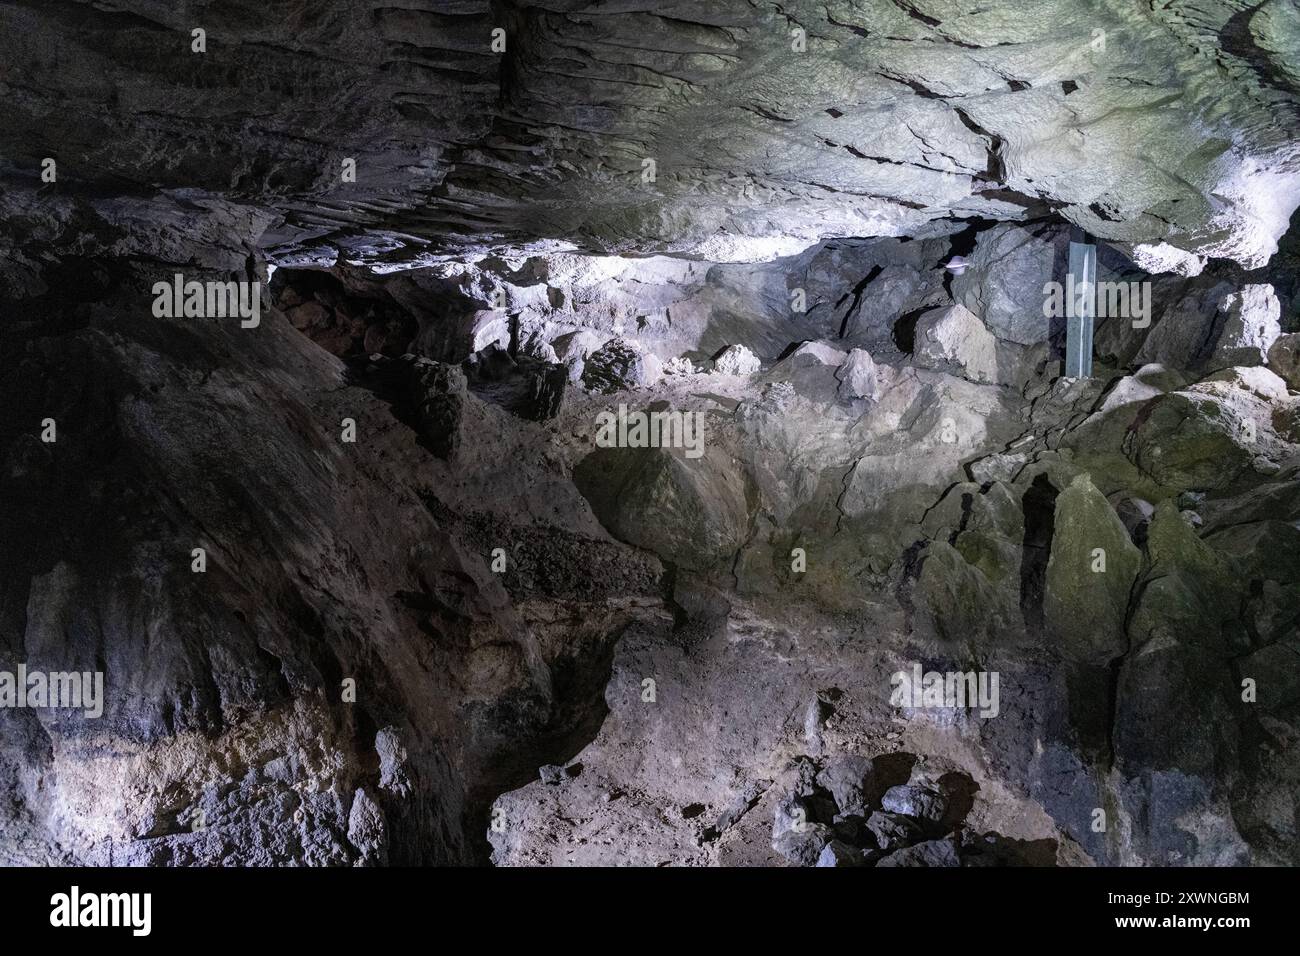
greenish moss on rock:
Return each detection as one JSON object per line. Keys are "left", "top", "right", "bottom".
{"left": 1044, "top": 474, "right": 1141, "bottom": 664}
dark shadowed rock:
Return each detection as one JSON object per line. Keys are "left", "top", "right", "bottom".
{"left": 880, "top": 785, "right": 949, "bottom": 826}
{"left": 816, "top": 840, "right": 868, "bottom": 867}
{"left": 876, "top": 838, "right": 961, "bottom": 867}
{"left": 866, "top": 811, "right": 926, "bottom": 851}
{"left": 816, "top": 755, "right": 877, "bottom": 818}
{"left": 1268, "top": 333, "right": 1300, "bottom": 390}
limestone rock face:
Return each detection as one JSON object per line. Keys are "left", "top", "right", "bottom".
{"left": 4, "top": 0, "right": 1300, "bottom": 266}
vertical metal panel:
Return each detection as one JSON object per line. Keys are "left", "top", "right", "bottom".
{"left": 1065, "top": 237, "right": 1096, "bottom": 378}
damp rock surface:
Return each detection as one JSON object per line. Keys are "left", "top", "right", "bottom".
{"left": 1, "top": 0, "right": 1299, "bottom": 870}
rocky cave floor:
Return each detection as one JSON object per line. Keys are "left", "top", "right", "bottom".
{"left": 2, "top": 0, "right": 1300, "bottom": 868}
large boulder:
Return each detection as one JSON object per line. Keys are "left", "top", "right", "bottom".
{"left": 1206, "top": 516, "right": 1300, "bottom": 648}
{"left": 573, "top": 443, "right": 748, "bottom": 572}
{"left": 552, "top": 329, "right": 602, "bottom": 363}
{"left": 773, "top": 825, "right": 833, "bottom": 866}
{"left": 1209, "top": 285, "right": 1281, "bottom": 370}
{"left": 815, "top": 755, "right": 877, "bottom": 818}
{"left": 1205, "top": 520, "right": 1300, "bottom": 586}
{"left": 866, "top": 811, "right": 925, "bottom": 851}
{"left": 880, "top": 785, "right": 948, "bottom": 826}
{"left": 765, "top": 340, "right": 849, "bottom": 402}
{"left": 801, "top": 238, "right": 949, "bottom": 351}
{"left": 1268, "top": 333, "right": 1300, "bottom": 391}
{"left": 713, "top": 344, "right": 762, "bottom": 375}
{"left": 915, "top": 542, "right": 1020, "bottom": 646}
{"left": 1238, "top": 638, "right": 1300, "bottom": 714}
{"left": 770, "top": 771, "right": 834, "bottom": 866}
{"left": 552, "top": 328, "right": 603, "bottom": 384}
{"left": 1135, "top": 280, "right": 1281, "bottom": 374}
{"left": 581, "top": 337, "right": 662, "bottom": 392}
{"left": 1043, "top": 474, "right": 1142, "bottom": 664}
{"left": 951, "top": 224, "right": 1066, "bottom": 346}
{"left": 1127, "top": 503, "right": 1238, "bottom": 649}
{"left": 876, "top": 837, "right": 961, "bottom": 867}
{"left": 1095, "top": 364, "right": 1186, "bottom": 414}
{"left": 1133, "top": 278, "right": 1236, "bottom": 370}
{"left": 913, "top": 304, "right": 1000, "bottom": 384}
{"left": 1123, "top": 372, "right": 1287, "bottom": 492}
{"left": 836, "top": 348, "right": 879, "bottom": 401}
{"left": 916, "top": 481, "right": 1027, "bottom": 647}
{"left": 459, "top": 310, "right": 510, "bottom": 358}
{"left": 778, "top": 340, "right": 847, "bottom": 369}
{"left": 816, "top": 840, "right": 868, "bottom": 867}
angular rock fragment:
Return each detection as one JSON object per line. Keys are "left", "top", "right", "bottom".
{"left": 876, "top": 838, "right": 961, "bottom": 867}
{"left": 913, "top": 304, "right": 1000, "bottom": 384}
{"left": 581, "top": 337, "right": 663, "bottom": 392}
{"left": 951, "top": 224, "right": 1066, "bottom": 346}
{"left": 816, "top": 840, "right": 867, "bottom": 867}
{"left": 712, "top": 344, "right": 762, "bottom": 375}
{"left": 880, "top": 785, "right": 948, "bottom": 826}
{"left": 866, "top": 811, "right": 925, "bottom": 851}
{"left": 1268, "top": 333, "right": 1300, "bottom": 391}
{"left": 347, "top": 789, "right": 388, "bottom": 867}
{"left": 836, "top": 348, "right": 879, "bottom": 401}
{"left": 780, "top": 340, "right": 847, "bottom": 369}
{"left": 816, "top": 755, "right": 877, "bottom": 818}
{"left": 773, "top": 825, "right": 833, "bottom": 867}
{"left": 1043, "top": 474, "right": 1142, "bottom": 664}
{"left": 1209, "top": 285, "right": 1281, "bottom": 370}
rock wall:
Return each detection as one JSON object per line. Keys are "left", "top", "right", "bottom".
{"left": 2, "top": 0, "right": 1299, "bottom": 868}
